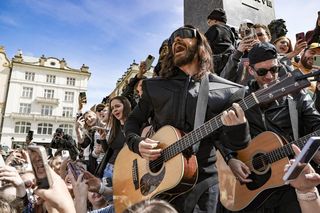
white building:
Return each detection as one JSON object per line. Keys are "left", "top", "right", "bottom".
{"left": 0, "top": 51, "right": 91, "bottom": 148}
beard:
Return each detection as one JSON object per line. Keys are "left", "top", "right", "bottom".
{"left": 300, "top": 52, "right": 313, "bottom": 69}
{"left": 173, "top": 43, "right": 197, "bottom": 67}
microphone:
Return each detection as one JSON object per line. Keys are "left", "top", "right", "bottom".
{"left": 295, "top": 69, "right": 320, "bottom": 81}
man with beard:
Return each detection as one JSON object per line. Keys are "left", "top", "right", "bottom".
{"left": 293, "top": 42, "right": 320, "bottom": 111}
{"left": 124, "top": 25, "right": 250, "bottom": 213}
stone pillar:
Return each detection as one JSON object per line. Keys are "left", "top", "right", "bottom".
{"left": 184, "top": 0, "right": 275, "bottom": 33}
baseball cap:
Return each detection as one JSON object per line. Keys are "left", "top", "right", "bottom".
{"left": 248, "top": 42, "right": 277, "bottom": 65}
{"left": 308, "top": 42, "right": 320, "bottom": 50}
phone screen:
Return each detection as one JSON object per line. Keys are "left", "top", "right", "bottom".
{"left": 295, "top": 32, "right": 305, "bottom": 42}
{"left": 313, "top": 55, "right": 320, "bottom": 67}
{"left": 27, "top": 146, "right": 52, "bottom": 189}
{"left": 27, "top": 130, "right": 34, "bottom": 142}
{"left": 145, "top": 55, "right": 155, "bottom": 71}
{"left": 67, "top": 162, "right": 81, "bottom": 180}
{"left": 283, "top": 137, "right": 320, "bottom": 182}
{"left": 79, "top": 92, "right": 87, "bottom": 104}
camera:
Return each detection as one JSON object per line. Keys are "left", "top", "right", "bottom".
{"left": 50, "top": 128, "right": 79, "bottom": 161}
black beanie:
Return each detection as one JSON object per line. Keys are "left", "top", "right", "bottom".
{"left": 207, "top": 8, "right": 227, "bottom": 23}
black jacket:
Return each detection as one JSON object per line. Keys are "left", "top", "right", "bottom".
{"left": 124, "top": 69, "right": 250, "bottom": 183}
{"left": 245, "top": 80, "right": 320, "bottom": 141}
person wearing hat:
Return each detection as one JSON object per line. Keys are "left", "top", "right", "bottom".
{"left": 221, "top": 42, "right": 320, "bottom": 213}
{"left": 292, "top": 42, "right": 320, "bottom": 111}
{"left": 205, "top": 8, "right": 237, "bottom": 75}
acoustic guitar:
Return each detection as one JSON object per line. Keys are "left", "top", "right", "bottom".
{"left": 216, "top": 129, "right": 320, "bottom": 211}
{"left": 113, "top": 72, "right": 310, "bottom": 213}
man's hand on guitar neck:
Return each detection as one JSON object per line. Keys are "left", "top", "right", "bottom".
{"left": 138, "top": 138, "right": 161, "bottom": 161}
{"left": 221, "top": 103, "right": 247, "bottom": 126}
{"left": 228, "top": 158, "right": 252, "bottom": 183}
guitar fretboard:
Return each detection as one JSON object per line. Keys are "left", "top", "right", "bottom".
{"left": 265, "top": 129, "right": 320, "bottom": 163}
{"left": 161, "top": 92, "right": 259, "bottom": 162}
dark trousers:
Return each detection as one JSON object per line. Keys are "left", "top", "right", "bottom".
{"left": 172, "top": 183, "right": 219, "bottom": 213}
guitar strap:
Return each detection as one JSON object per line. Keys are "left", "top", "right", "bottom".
{"left": 192, "top": 73, "right": 209, "bottom": 153}
{"left": 288, "top": 97, "right": 299, "bottom": 141}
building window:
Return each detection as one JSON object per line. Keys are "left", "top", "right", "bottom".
{"left": 41, "top": 105, "right": 53, "bottom": 116}
{"left": 25, "top": 72, "right": 35, "bottom": 81}
{"left": 14, "top": 121, "right": 31, "bottom": 133}
{"left": 46, "top": 75, "right": 56, "bottom": 84}
{"left": 64, "top": 91, "right": 74, "bottom": 102}
{"left": 44, "top": 89, "right": 54, "bottom": 99}
{"left": 37, "top": 123, "right": 53, "bottom": 135}
{"left": 22, "top": 87, "right": 33, "bottom": 98}
{"left": 19, "top": 103, "right": 31, "bottom": 114}
{"left": 62, "top": 107, "right": 73, "bottom": 117}
{"left": 59, "top": 124, "right": 74, "bottom": 136}
{"left": 67, "top": 77, "right": 75, "bottom": 86}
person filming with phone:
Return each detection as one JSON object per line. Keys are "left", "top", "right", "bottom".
{"left": 284, "top": 144, "right": 320, "bottom": 213}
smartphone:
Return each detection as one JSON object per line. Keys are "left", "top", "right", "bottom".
{"left": 0, "top": 154, "right": 6, "bottom": 187}
{"left": 67, "top": 162, "right": 81, "bottom": 180}
{"left": 27, "top": 145, "right": 52, "bottom": 189}
{"left": 26, "top": 130, "right": 34, "bottom": 142}
{"left": 295, "top": 32, "right": 305, "bottom": 42}
{"left": 283, "top": 137, "right": 320, "bottom": 182}
{"left": 145, "top": 55, "right": 155, "bottom": 71}
{"left": 79, "top": 92, "right": 87, "bottom": 104}
{"left": 314, "top": 55, "right": 320, "bottom": 67}
{"left": 61, "top": 150, "right": 70, "bottom": 160}
{"left": 244, "top": 28, "right": 255, "bottom": 38}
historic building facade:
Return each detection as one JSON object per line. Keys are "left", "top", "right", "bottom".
{"left": 109, "top": 60, "right": 153, "bottom": 98}
{"left": 0, "top": 50, "right": 91, "bottom": 148}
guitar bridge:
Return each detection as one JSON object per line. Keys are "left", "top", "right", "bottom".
{"left": 132, "top": 159, "right": 139, "bottom": 190}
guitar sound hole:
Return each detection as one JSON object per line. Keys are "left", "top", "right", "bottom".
{"left": 149, "top": 159, "right": 163, "bottom": 173}
{"left": 252, "top": 153, "right": 269, "bottom": 173}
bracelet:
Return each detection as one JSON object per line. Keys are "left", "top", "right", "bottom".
{"left": 296, "top": 188, "right": 319, "bottom": 201}
{"left": 98, "top": 182, "right": 106, "bottom": 195}
{"left": 225, "top": 153, "right": 235, "bottom": 164}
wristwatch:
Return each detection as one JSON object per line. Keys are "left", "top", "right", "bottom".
{"left": 296, "top": 188, "right": 319, "bottom": 201}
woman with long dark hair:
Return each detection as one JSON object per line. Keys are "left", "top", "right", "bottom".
{"left": 95, "top": 96, "right": 131, "bottom": 199}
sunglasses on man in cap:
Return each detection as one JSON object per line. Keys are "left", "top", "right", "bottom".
{"left": 168, "top": 27, "right": 199, "bottom": 46}
{"left": 251, "top": 66, "right": 280, "bottom": 76}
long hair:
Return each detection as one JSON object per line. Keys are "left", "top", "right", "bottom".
{"left": 108, "top": 96, "right": 131, "bottom": 144}
{"left": 160, "top": 25, "right": 213, "bottom": 80}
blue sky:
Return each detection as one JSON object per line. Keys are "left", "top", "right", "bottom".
{"left": 0, "top": 0, "right": 319, "bottom": 109}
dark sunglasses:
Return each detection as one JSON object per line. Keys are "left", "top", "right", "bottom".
{"left": 168, "top": 27, "right": 198, "bottom": 46}
{"left": 251, "top": 66, "right": 280, "bottom": 76}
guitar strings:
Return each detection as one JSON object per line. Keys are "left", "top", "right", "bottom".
{"left": 149, "top": 88, "right": 267, "bottom": 169}
{"left": 148, "top": 83, "right": 288, "bottom": 170}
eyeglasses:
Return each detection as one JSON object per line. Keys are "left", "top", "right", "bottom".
{"left": 168, "top": 27, "right": 198, "bottom": 46}
{"left": 251, "top": 66, "right": 280, "bottom": 76}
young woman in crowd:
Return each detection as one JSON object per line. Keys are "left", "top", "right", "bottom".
{"left": 273, "top": 36, "right": 307, "bottom": 61}
{"left": 76, "top": 110, "right": 106, "bottom": 173}
{"left": 96, "top": 96, "right": 131, "bottom": 180}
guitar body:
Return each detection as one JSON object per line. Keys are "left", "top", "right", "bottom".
{"left": 216, "top": 131, "right": 289, "bottom": 211}
{"left": 113, "top": 125, "right": 198, "bottom": 213}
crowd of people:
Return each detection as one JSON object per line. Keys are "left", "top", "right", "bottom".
{"left": 1, "top": 7, "right": 320, "bottom": 213}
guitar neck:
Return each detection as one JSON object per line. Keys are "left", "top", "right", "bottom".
{"left": 266, "top": 129, "right": 320, "bottom": 163}
{"left": 162, "top": 93, "right": 258, "bottom": 161}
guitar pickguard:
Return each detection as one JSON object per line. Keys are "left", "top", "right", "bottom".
{"left": 246, "top": 169, "right": 272, "bottom": 190}
{"left": 140, "top": 167, "right": 166, "bottom": 196}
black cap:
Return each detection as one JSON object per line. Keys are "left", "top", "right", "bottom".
{"left": 207, "top": 8, "right": 227, "bottom": 23}
{"left": 248, "top": 42, "right": 277, "bottom": 65}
